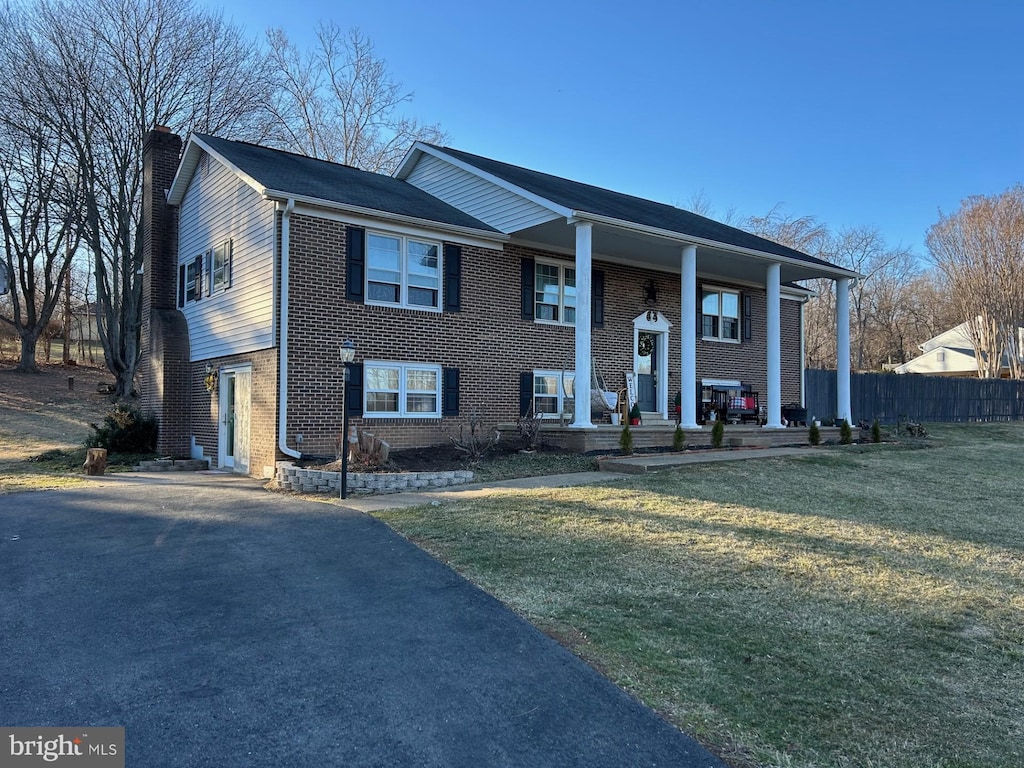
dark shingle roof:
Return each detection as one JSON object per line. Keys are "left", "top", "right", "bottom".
{"left": 430, "top": 145, "right": 837, "bottom": 268}
{"left": 194, "top": 134, "right": 498, "bottom": 233}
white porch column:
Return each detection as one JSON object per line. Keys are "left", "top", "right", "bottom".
{"left": 571, "top": 221, "right": 595, "bottom": 428}
{"left": 679, "top": 245, "right": 699, "bottom": 428}
{"left": 764, "top": 262, "right": 784, "bottom": 428}
{"left": 836, "top": 277, "right": 852, "bottom": 424}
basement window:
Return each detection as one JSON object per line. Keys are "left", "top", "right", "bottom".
{"left": 364, "top": 362, "right": 442, "bottom": 418}
{"left": 533, "top": 369, "right": 575, "bottom": 417}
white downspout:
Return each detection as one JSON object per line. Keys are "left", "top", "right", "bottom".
{"left": 799, "top": 296, "right": 808, "bottom": 409}
{"left": 278, "top": 198, "right": 300, "bottom": 458}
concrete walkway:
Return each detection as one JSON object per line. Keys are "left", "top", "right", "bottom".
{"left": 1, "top": 473, "right": 725, "bottom": 767}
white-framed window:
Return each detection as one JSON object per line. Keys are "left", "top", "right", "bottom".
{"left": 702, "top": 287, "right": 740, "bottom": 342}
{"left": 533, "top": 370, "right": 575, "bottom": 417}
{"left": 535, "top": 259, "right": 576, "bottom": 324}
{"left": 366, "top": 232, "right": 440, "bottom": 310}
{"left": 208, "top": 240, "right": 231, "bottom": 294}
{"left": 364, "top": 361, "right": 442, "bottom": 418}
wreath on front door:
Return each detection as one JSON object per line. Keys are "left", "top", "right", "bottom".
{"left": 638, "top": 333, "right": 655, "bottom": 357}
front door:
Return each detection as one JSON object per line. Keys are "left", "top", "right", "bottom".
{"left": 218, "top": 368, "right": 251, "bottom": 474}
{"left": 637, "top": 331, "right": 658, "bottom": 412}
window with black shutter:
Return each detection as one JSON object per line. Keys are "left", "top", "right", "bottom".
{"left": 442, "top": 367, "right": 460, "bottom": 416}
{"left": 443, "top": 245, "right": 461, "bottom": 313}
{"left": 346, "top": 226, "right": 365, "bottom": 303}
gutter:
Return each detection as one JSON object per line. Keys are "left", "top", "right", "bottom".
{"left": 277, "top": 198, "right": 300, "bottom": 458}
{"left": 260, "top": 189, "right": 508, "bottom": 244}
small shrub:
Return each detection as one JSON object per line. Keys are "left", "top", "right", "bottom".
{"left": 871, "top": 418, "right": 882, "bottom": 443}
{"left": 517, "top": 407, "right": 544, "bottom": 451}
{"left": 808, "top": 422, "right": 821, "bottom": 446}
{"left": 448, "top": 410, "right": 501, "bottom": 464}
{"left": 905, "top": 420, "right": 928, "bottom": 438}
{"left": 619, "top": 424, "right": 634, "bottom": 455}
{"left": 839, "top": 419, "right": 853, "bottom": 445}
{"left": 672, "top": 424, "right": 686, "bottom": 451}
{"left": 711, "top": 419, "right": 724, "bottom": 449}
{"left": 86, "top": 404, "right": 158, "bottom": 453}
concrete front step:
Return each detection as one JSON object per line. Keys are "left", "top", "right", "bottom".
{"left": 135, "top": 459, "right": 209, "bottom": 472}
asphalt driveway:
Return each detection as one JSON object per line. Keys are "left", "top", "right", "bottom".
{"left": 0, "top": 473, "right": 724, "bottom": 767}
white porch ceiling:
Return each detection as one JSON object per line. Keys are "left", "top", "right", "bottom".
{"left": 512, "top": 219, "right": 845, "bottom": 286}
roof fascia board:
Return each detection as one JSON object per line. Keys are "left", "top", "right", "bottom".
{"left": 166, "top": 140, "right": 199, "bottom": 206}
{"left": 571, "top": 210, "right": 863, "bottom": 281}
{"left": 167, "top": 134, "right": 268, "bottom": 206}
{"left": 264, "top": 190, "right": 509, "bottom": 245}
{"left": 402, "top": 143, "right": 575, "bottom": 220}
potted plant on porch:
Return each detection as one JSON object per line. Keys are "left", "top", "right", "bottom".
{"left": 629, "top": 402, "right": 642, "bottom": 426}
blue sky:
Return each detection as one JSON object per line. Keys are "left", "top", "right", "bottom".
{"left": 218, "top": 0, "right": 1023, "bottom": 261}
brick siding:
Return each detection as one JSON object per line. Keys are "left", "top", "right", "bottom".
{"left": 281, "top": 215, "right": 804, "bottom": 454}
{"left": 190, "top": 348, "right": 279, "bottom": 476}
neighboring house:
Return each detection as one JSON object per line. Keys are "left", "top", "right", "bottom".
{"left": 138, "top": 128, "right": 859, "bottom": 477}
{"left": 895, "top": 322, "right": 1023, "bottom": 377}
{"left": 72, "top": 303, "right": 101, "bottom": 342}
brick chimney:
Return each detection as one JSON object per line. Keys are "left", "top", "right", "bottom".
{"left": 138, "top": 127, "right": 191, "bottom": 458}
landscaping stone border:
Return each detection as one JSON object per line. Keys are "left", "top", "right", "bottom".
{"left": 275, "top": 462, "right": 474, "bottom": 495}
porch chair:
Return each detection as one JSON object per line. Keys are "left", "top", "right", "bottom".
{"left": 590, "top": 357, "right": 618, "bottom": 418}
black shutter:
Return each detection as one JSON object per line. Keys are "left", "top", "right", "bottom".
{"left": 742, "top": 293, "right": 752, "bottom": 341}
{"left": 193, "top": 255, "right": 203, "bottom": 300}
{"left": 178, "top": 263, "right": 186, "bottom": 307}
{"left": 442, "top": 367, "right": 460, "bottom": 416}
{"left": 443, "top": 244, "right": 461, "bottom": 312}
{"left": 696, "top": 283, "right": 703, "bottom": 337}
{"left": 592, "top": 269, "right": 604, "bottom": 328}
{"left": 346, "top": 227, "right": 365, "bottom": 303}
{"left": 521, "top": 258, "right": 535, "bottom": 320}
{"left": 519, "top": 371, "right": 534, "bottom": 416}
{"left": 345, "top": 363, "right": 363, "bottom": 417}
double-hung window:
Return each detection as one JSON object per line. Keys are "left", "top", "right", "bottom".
{"left": 533, "top": 370, "right": 575, "bottom": 417}
{"left": 702, "top": 288, "right": 740, "bottom": 341}
{"left": 535, "top": 260, "right": 576, "bottom": 324}
{"left": 364, "top": 362, "right": 441, "bottom": 418}
{"left": 366, "top": 233, "right": 440, "bottom": 310}
{"left": 208, "top": 240, "right": 231, "bottom": 294}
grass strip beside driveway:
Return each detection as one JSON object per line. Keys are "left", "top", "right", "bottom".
{"left": 372, "top": 423, "right": 1024, "bottom": 768}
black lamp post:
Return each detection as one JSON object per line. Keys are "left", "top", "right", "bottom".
{"left": 339, "top": 339, "right": 356, "bottom": 499}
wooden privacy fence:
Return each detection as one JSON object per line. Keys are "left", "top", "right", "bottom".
{"left": 804, "top": 369, "right": 1024, "bottom": 424}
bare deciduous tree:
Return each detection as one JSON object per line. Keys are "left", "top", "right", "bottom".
{"left": 0, "top": 8, "right": 82, "bottom": 371}
{"left": 823, "top": 227, "right": 918, "bottom": 370}
{"left": 266, "top": 23, "right": 447, "bottom": 173}
{"left": 926, "top": 186, "right": 1024, "bottom": 379}
{"left": 6, "top": 0, "right": 273, "bottom": 393}
{"left": 743, "top": 207, "right": 840, "bottom": 368}
{"left": 747, "top": 209, "right": 926, "bottom": 372}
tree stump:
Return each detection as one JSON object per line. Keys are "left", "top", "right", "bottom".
{"left": 84, "top": 448, "right": 108, "bottom": 476}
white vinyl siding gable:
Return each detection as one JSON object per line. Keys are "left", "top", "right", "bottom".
{"left": 404, "top": 154, "right": 560, "bottom": 234}
{"left": 177, "top": 153, "right": 275, "bottom": 361}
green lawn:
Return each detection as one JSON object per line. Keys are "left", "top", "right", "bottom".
{"left": 372, "top": 423, "right": 1024, "bottom": 768}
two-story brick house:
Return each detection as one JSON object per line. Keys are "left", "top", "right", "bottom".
{"left": 138, "top": 128, "right": 858, "bottom": 477}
